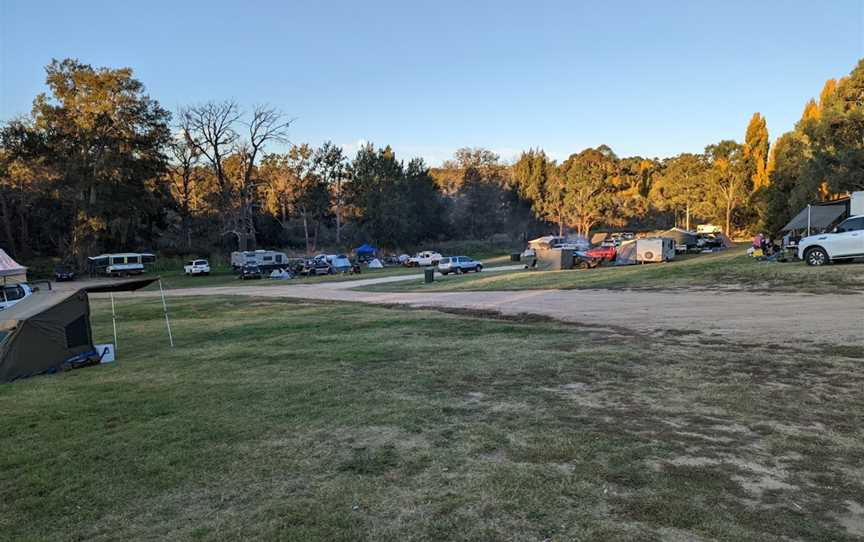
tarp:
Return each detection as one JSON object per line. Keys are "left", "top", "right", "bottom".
{"left": 614, "top": 240, "right": 638, "bottom": 265}
{"left": 0, "top": 277, "right": 159, "bottom": 383}
{"left": 355, "top": 244, "right": 377, "bottom": 255}
{"left": 781, "top": 201, "right": 848, "bottom": 232}
{"left": 0, "top": 249, "right": 26, "bottom": 284}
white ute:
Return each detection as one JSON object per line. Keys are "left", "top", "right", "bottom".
{"left": 798, "top": 215, "right": 864, "bottom": 266}
{"left": 184, "top": 259, "right": 211, "bottom": 276}
{"left": 407, "top": 251, "right": 442, "bottom": 267}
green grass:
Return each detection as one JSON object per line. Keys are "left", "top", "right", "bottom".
{"left": 359, "top": 248, "right": 864, "bottom": 294}
{"left": 1, "top": 297, "right": 862, "bottom": 540}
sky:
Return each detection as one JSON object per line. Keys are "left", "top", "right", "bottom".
{"left": 1, "top": 0, "right": 862, "bottom": 166}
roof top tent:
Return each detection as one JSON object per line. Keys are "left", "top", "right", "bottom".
{"left": 0, "top": 249, "right": 27, "bottom": 285}
{"left": 0, "top": 278, "right": 158, "bottom": 383}
{"left": 88, "top": 253, "right": 155, "bottom": 277}
{"left": 780, "top": 199, "right": 850, "bottom": 234}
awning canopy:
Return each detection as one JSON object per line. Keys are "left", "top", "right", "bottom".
{"left": 781, "top": 202, "right": 848, "bottom": 232}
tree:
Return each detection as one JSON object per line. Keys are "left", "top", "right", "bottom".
{"left": 313, "top": 141, "right": 348, "bottom": 244}
{"left": 260, "top": 144, "right": 330, "bottom": 253}
{"left": 181, "top": 102, "right": 291, "bottom": 250}
{"left": 30, "top": 58, "right": 171, "bottom": 262}
{"left": 558, "top": 145, "right": 621, "bottom": 236}
{"left": 167, "top": 136, "right": 200, "bottom": 249}
{"left": 703, "top": 141, "right": 748, "bottom": 235}
{"left": 650, "top": 153, "right": 709, "bottom": 230}
{"left": 743, "top": 113, "right": 770, "bottom": 190}
{"left": 513, "top": 149, "right": 564, "bottom": 234}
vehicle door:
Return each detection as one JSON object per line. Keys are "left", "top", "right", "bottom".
{"left": 832, "top": 217, "right": 864, "bottom": 257}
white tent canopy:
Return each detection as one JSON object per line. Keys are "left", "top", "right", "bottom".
{"left": 0, "top": 249, "right": 26, "bottom": 284}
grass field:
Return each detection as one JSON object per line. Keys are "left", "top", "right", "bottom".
{"left": 360, "top": 248, "right": 864, "bottom": 294}
{"left": 1, "top": 296, "right": 862, "bottom": 540}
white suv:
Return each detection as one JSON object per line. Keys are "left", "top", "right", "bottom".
{"left": 0, "top": 283, "right": 32, "bottom": 311}
{"left": 438, "top": 256, "right": 483, "bottom": 275}
{"left": 798, "top": 215, "right": 864, "bottom": 266}
{"left": 184, "top": 259, "right": 211, "bottom": 275}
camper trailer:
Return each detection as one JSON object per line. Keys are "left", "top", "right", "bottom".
{"left": 636, "top": 238, "right": 676, "bottom": 262}
{"left": 230, "top": 250, "right": 289, "bottom": 272}
{"left": 88, "top": 253, "right": 155, "bottom": 277}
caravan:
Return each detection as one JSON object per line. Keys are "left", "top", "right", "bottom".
{"left": 230, "top": 250, "right": 288, "bottom": 272}
{"left": 88, "top": 253, "right": 155, "bottom": 277}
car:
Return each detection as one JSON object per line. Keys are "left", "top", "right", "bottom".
{"left": 238, "top": 264, "right": 263, "bottom": 279}
{"left": 798, "top": 215, "right": 864, "bottom": 266}
{"left": 582, "top": 246, "right": 616, "bottom": 261}
{"left": 406, "top": 251, "right": 442, "bottom": 267}
{"left": 438, "top": 256, "right": 482, "bottom": 275}
{"left": 0, "top": 283, "right": 33, "bottom": 311}
{"left": 53, "top": 265, "right": 76, "bottom": 281}
{"left": 302, "top": 257, "right": 332, "bottom": 276}
{"left": 184, "top": 259, "right": 211, "bottom": 276}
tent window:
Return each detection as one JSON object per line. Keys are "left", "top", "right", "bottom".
{"left": 65, "top": 316, "right": 90, "bottom": 348}
{"left": 0, "top": 330, "right": 9, "bottom": 345}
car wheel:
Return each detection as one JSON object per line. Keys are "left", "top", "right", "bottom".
{"left": 805, "top": 247, "right": 829, "bottom": 266}
{"left": 475, "top": 265, "right": 482, "bottom": 272}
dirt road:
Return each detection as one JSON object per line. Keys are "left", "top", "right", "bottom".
{"left": 136, "top": 272, "right": 863, "bottom": 347}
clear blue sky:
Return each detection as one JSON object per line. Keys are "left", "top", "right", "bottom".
{"left": 1, "top": 0, "right": 861, "bottom": 165}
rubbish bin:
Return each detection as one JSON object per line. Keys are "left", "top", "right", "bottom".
{"left": 510, "top": 252, "right": 521, "bottom": 262}
{"left": 424, "top": 268, "right": 435, "bottom": 284}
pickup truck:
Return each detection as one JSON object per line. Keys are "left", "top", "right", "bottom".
{"left": 184, "top": 259, "right": 211, "bottom": 276}
{"left": 406, "top": 251, "right": 442, "bottom": 267}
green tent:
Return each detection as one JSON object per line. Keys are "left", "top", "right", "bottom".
{"left": 0, "top": 278, "right": 157, "bottom": 383}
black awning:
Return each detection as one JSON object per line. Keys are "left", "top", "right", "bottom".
{"left": 82, "top": 277, "right": 159, "bottom": 293}
{"left": 781, "top": 202, "right": 848, "bottom": 232}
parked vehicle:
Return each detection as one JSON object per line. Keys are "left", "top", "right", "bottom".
{"left": 53, "top": 265, "right": 76, "bottom": 282}
{"left": 323, "top": 254, "right": 352, "bottom": 273}
{"left": 798, "top": 215, "right": 864, "bottom": 266}
{"left": 438, "top": 256, "right": 483, "bottom": 275}
{"left": 238, "top": 264, "right": 263, "bottom": 280}
{"left": 88, "top": 253, "right": 155, "bottom": 277}
{"left": 0, "top": 283, "right": 32, "bottom": 311}
{"left": 583, "top": 246, "right": 616, "bottom": 261}
{"left": 184, "top": 259, "right": 211, "bottom": 276}
{"left": 406, "top": 251, "right": 442, "bottom": 267}
{"left": 230, "top": 250, "right": 289, "bottom": 272}
{"left": 301, "top": 257, "right": 332, "bottom": 276}
{"left": 635, "top": 238, "right": 676, "bottom": 262}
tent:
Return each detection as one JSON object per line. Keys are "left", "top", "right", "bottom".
{"left": 0, "top": 278, "right": 157, "bottom": 383}
{"left": 661, "top": 228, "right": 697, "bottom": 248}
{"left": 355, "top": 244, "right": 377, "bottom": 257}
{"left": 614, "top": 240, "right": 638, "bottom": 265}
{"left": 781, "top": 200, "right": 849, "bottom": 233}
{"left": 0, "top": 249, "right": 27, "bottom": 284}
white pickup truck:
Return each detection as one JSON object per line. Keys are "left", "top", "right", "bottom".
{"left": 406, "top": 251, "right": 442, "bottom": 267}
{"left": 184, "top": 259, "right": 211, "bottom": 276}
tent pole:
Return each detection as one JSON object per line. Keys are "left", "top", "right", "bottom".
{"left": 159, "top": 279, "right": 174, "bottom": 348}
{"left": 110, "top": 292, "right": 118, "bottom": 354}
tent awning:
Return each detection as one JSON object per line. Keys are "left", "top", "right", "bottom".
{"left": 0, "top": 249, "right": 26, "bottom": 277}
{"left": 781, "top": 202, "right": 848, "bottom": 232}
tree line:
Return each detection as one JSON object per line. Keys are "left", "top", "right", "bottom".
{"left": 1, "top": 58, "right": 862, "bottom": 264}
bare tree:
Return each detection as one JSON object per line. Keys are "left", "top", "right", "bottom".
{"left": 235, "top": 106, "right": 293, "bottom": 249}
{"left": 179, "top": 101, "right": 291, "bottom": 250}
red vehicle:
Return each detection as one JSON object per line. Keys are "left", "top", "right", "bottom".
{"left": 583, "top": 246, "right": 616, "bottom": 261}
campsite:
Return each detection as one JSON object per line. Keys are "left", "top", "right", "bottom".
{"left": 2, "top": 3, "right": 864, "bottom": 541}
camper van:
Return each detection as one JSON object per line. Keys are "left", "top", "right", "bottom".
{"left": 230, "top": 250, "right": 288, "bottom": 272}
{"left": 88, "top": 253, "right": 155, "bottom": 277}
